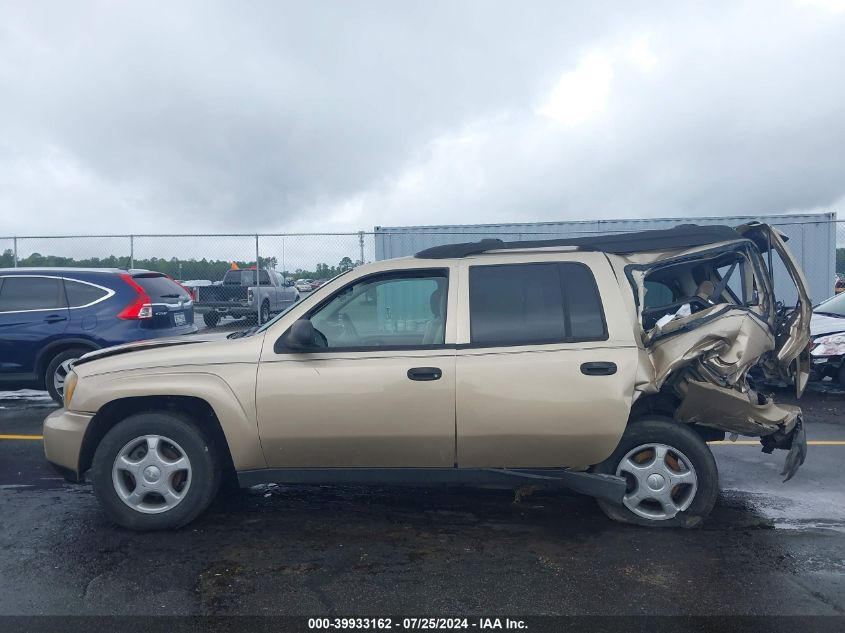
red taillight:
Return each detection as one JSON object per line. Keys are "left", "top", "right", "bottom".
{"left": 118, "top": 274, "right": 153, "bottom": 320}
{"left": 168, "top": 276, "right": 196, "bottom": 302}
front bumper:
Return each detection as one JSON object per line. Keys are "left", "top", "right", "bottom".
{"left": 43, "top": 408, "right": 94, "bottom": 482}
{"left": 810, "top": 354, "right": 843, "bottom": 380}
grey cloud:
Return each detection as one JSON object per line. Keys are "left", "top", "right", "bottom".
{"left": 0, "top": 0, "right": 843, "bottom": 236}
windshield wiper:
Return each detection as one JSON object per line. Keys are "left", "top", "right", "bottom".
{"left": 227, "top": 325, "right": 260, "bottom": 340}
{"left": 814, "top": 311, "right": 845, "bottom": 318}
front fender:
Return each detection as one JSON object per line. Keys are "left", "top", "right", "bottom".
{"left": 72, "top": 368, "right": 266, "bottom": 471}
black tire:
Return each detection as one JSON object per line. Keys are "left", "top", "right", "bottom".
{"left": 260, "top": 300, "right": 270, "bottom": 324}
{"left": 592, "top": 417, "right": 719, "bottom": 528}
{"left": 45, "top": 347, "right": 89, "bottom": 404}
{"left": 203, "top": 311, "right": 220, "bottom": 328}
{"left": 839, "top": 363, "right": 845, "bottom": 390}
{"left": 90, "top": 411, "right": 222, "bottom": 530}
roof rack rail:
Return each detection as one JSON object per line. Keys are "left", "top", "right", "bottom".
{"left": 414, "top": 224, "right": 743, "bottom": 259}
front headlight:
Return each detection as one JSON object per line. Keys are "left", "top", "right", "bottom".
{"left": 63, "top": 370, "right": 78, "bottom": 409}
{"left": 810, "top": 334, "right": 845, "bottom": 357}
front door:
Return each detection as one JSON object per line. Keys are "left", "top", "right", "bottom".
{"left": 455, "top": 254, "right": 639, "bottom": 470}
{"left": 256, "top": 267, "right": 456, "bottom": 468}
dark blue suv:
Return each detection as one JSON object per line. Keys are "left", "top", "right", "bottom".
{"left": 0, "top": 268, "right": 198, "bottom": 403}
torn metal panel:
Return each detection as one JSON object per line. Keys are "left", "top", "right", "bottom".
{"left": 736, "top": 223, "right": 811, "bottom": 394}
{"left": 605, "top": 222, "right": 811, "bottom": 451}
{"left": 675, "top": 380, "right": 800, "bottom": 436}
{"left": 645, "top": 309, "right": 774, "bottom": 390}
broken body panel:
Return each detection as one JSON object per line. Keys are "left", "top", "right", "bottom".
{"left": 607, "top": 223, "right": 810, "bottom": 477}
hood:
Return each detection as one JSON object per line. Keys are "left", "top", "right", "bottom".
{"left": 811, "top": 313, "right": 845, "bottom": 338}
{"left": 74, "top": 333, "right": 231, "bottom": 367}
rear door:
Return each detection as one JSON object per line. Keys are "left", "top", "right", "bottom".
{"left": 0, "top": 275, "right": 69, "bottom": 381}
{"left": 278, "top": 272, "right": 298, "bottom": 308}
{"left": 455, "top": 253, "right": 639, "bottom": 469}
{"left": 736, "top": 223, "right": 812, "bottom": 396}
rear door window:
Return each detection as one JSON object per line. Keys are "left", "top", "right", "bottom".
{"left": 565, "top": 264, "right": 608, "bottom": 340}
{"left": 65, "top": 279, "right": 110, "bottom": 308}
{"left": 469, "top": 262, "right": 606, "bottom": 346}
{"left": 0, "top": 276, "right": 67, "bottom": 311}
{"left": 132, "top": 274, "right": 191, "bottom": 301}
{"left": 223, "top": 269, "right": 271, "bottom": 285}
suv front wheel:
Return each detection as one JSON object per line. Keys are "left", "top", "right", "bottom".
{"left": 91, "top": 411, "right": 221, "bottom": 530}
{"left": 593, "top": 417, "right": 719, "bottom": 528}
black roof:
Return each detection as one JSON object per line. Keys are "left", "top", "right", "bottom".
{"left": 414, "top": 224, "right": 746, "bottom": 259}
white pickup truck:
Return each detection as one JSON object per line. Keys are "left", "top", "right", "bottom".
{"left": 194, "top": 267, "right": 299, "bottom": 327}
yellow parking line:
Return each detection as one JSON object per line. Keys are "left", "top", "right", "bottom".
{"left": 710, "top": 440, "right": 845, "bottom": 445}
{"left": 0, "top": 434, "right": 43, "bottom": 440}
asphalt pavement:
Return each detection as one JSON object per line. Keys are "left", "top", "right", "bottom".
{"left": 0, "top": 386, "right": 844, "bottom": 618}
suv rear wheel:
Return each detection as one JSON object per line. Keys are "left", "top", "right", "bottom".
{"left": 593, "top": 417, "right": 718, "bottom": 528}
{"left": 45, "top": 347, "right": 89, "bottom": 404}
{"left": 91, "top": 411, "right": 221, "bottom": 530}
{"left": 203, "top": 311, "right": 220, "bottom": 328}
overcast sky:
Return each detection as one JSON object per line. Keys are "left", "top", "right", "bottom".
{"left": 1, "top": 0, "right": 844, "bottom": 238}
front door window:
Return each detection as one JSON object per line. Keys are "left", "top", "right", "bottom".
{"left": 309, "top": 270, "right": 448, "bottom": 349}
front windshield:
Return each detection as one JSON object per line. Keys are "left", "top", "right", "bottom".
{"left": 815, "top": 292, "right": 845, "bottom": 317}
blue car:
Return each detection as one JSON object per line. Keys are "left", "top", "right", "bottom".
{"left": 0, "top": 268, "right": 198, "bottom": 403}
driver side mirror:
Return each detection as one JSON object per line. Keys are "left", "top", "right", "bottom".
{"left": 284, "top": 319, "right": 315, "bottom": 350}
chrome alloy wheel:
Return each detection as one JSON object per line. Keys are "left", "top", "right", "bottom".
{"left": 111, "top": 435, "right": 192, "bottom": 514}
{"left": 616, "top": 443, "right": 698, "bottom": 521}
{"left": 52, "top": 359, "right": 76, "bottom": 397}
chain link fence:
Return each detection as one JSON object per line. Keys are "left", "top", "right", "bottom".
{"left": 1, "top": 233, "right": 375, "bottom": 276}
{"left": 1, "top": 218, "right": 843, "bottom": 319}
{"left": 0, "top": 232, "right": 379, "bottom": 327}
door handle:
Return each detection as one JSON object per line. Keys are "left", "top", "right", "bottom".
{"left": 407, "top": 367, "right": 442, "bottom": 381}
{"left": 43, "top": 315, "right": 67, "bottom": 324}
{"left": 580, "top": 361, "right": 617, "bottom": 376}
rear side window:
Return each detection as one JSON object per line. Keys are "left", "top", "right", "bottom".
{"left": 223, "top": 270, "right": 271, "bottom": 285}
{"left": 644, "top": 281, "right": 676, "bottom": 308}
{"left": 132, "top": 274, "right": 191, "bottom": 301}
{"left": 565, "top": 264, "right": 608, "bottom": 340}
{"left": 469, "top": 263, "right": 606, "bottom": 346}
{"left": 0, "top": 276, "right": 67, "bottom": 311}
{"left": 65, "top": 279, "right": 110, "bottom": 308}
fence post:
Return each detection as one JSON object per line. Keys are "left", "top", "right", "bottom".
{"left": 255, "top": 234, "right": 261, "bottom": 324}
{"left": 358, "top": 230, "right": 365, "bottom": 265}
{"left": 129, "top": 235, "right": 134, "bottom": 269}
{"left": 13, "top": 237, "right": 18, "bottom": 268}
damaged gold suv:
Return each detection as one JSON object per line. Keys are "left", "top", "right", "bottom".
{"left": 43, "top": 223, "right": 810, "bottom": 530}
